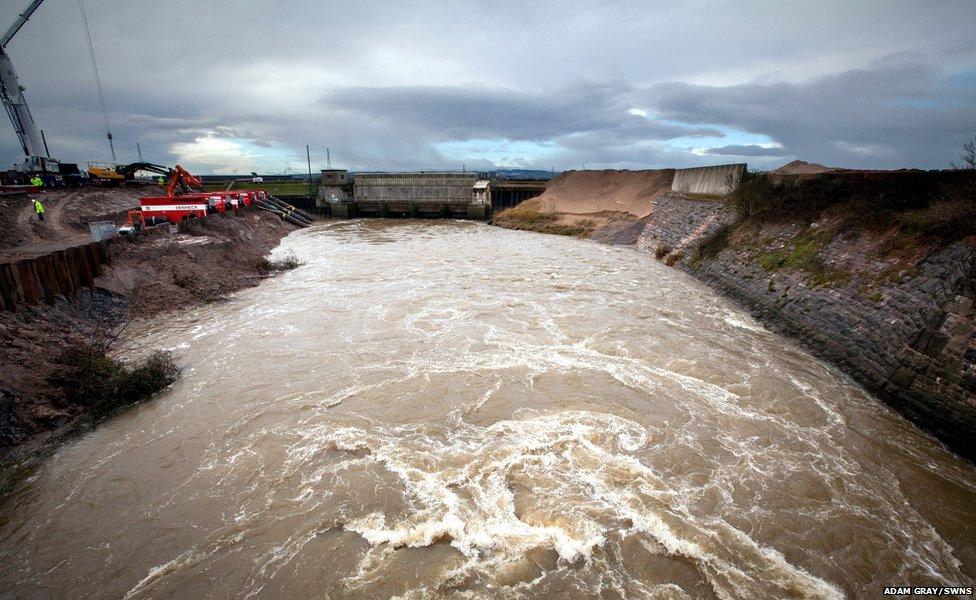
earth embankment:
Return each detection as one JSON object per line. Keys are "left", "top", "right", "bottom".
{"left": 0, "top": 211, "right": 297, "bottom": 452}
{"left": 0, "top": 185, "right": 156, "bottom": 261}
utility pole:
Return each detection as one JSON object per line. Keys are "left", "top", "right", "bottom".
{"left": 326, "top": 147, "right": 331, "bottom": 169}
{"left": 306, "top": 144, "right": 313, "bottom": 197}
{"left": 136, "top": 142, "right": 143, "bottom": 162}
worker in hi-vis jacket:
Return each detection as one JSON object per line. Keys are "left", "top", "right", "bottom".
{"left": 32, "top": 198, "right": 45, "bottom": 221}
{"left": 30, "top": 175, "right": 43, "bottom": 188}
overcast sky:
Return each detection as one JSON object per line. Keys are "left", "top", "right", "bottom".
{"left": 1, "top": 0, "right": 974, "bottom": 174}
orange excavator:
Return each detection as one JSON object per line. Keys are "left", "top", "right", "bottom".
{"left": 120, "top": 164, "right": 206, "bottom": 234}
{"left": 165, "top": 164, "right": 203, "bottom": 196}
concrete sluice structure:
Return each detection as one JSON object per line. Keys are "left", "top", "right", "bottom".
{"left": 490, "top": 179, "right": 548, "bottom": 211}
{"left": 328, "top": 172, "right": 491, "bottom": 220}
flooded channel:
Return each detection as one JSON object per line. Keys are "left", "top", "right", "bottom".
{"left": 1, "top": 220, "right": 974, "bottom": 598}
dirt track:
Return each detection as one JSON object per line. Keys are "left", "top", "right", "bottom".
{"left": 0, "top": 185, "right": 159, "bottom": 261}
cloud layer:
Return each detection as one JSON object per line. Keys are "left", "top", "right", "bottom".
{"left": 0, "top": 0, "right": 974, "bottom": 173}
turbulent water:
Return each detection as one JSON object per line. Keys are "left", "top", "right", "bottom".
{"left": 1, "top": 220, "right": 975, "bottom": 599}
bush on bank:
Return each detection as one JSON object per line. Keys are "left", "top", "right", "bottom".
{"left": 727, "top": 171, "right": 976, "bottom": 240}
{"left": 493, "top": 198, "right": 594, "bottom": 237}
{"left": 56, "top": 347, "right": 180, "bottom": 415}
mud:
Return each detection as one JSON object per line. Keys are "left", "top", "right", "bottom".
{"left": 0, "top": 185, "right": 157, "bottom": 260}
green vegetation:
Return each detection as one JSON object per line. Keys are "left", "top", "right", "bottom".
{"left": 57, "top": 347, "right": 179, "bottom": 416}
{"left": 754, "top": 228, "right": 852, "bottom": 288}
{"left": 493, "top": 199, "right": 595, "bottom": 237}
{"left": 203, "top": 181, "right": 315, "bottom": 196}
{"left": 755, "top": 230, "right": 826, "bottom": 272}
{"left": 728, "top": 171, "right": 976, "bottom": 240}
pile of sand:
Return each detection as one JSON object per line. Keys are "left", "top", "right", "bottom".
{"left": 535, "top": 169, "right": 675, "bottom": 218}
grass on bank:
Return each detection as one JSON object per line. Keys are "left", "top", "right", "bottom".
{"left": 685, "top": 170, "right": 975, "bottom": 289}
{"left": 493, "top": 198, "right": 595, "bottom": 237}
{"left": 728, "top": 171, "right": 976, "bottom": 239}
{"left": 203, "top": 181, "right": 315, "bottom": 196}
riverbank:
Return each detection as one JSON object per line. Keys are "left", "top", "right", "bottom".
{"left": 495, "top": 169, "right": 976, "bottom": 460}
{"left": 0, "top": 211, "right": 298, "bottom": 458}
{"left": 3, "top": 220, "right": 973, "bottom": 598}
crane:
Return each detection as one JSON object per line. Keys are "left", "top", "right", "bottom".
{"left": 0, "top": 0, "right": 62, "bottom": 178}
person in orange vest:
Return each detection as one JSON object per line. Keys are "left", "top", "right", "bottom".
{"left": 32, "top": 197, "right": 45, "bottom": 221}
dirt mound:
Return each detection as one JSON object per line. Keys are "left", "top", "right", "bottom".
{"left": 96, "top": 212, "right": 294, "bottom": 315}
{"left": 0, "top": 185, "right": 153, "bottom": 258}
{"left": 773, "top": 160, "right": 833, "bottom": 175}
{"left": 535, "top": 169, "right": 675, "bottom": 217}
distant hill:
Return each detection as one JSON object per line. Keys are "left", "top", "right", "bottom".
{"left": 490, "top": 169, "right": 558, "bottom": 180}
{"left": 201, "top": 169, "right": 560, "bottom": 182}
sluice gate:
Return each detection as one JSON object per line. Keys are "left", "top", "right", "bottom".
{"left": 489, "top": 179, "right": 547, "bottom": 211}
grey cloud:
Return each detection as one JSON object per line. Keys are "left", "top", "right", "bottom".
{"left": 319, "top": 83, "right": 721, "bottom": 143}
{"left": 1, "top": 1, "right": 974, "bottom": 172}
{"left": 644, "top": 60, "right": 976, "bottom": 169}
{"left": 703, "top": 145, "right": 792, "bottom": 157}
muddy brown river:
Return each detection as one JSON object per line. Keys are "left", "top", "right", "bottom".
{"left": 1, "top": 220, "right": 975, "bottom": 599}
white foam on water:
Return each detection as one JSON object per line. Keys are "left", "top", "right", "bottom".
{"left": 286, "top": 411, "right": 845, "bottom": 599}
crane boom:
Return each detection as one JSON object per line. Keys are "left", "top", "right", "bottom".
{"left": 0, "top": 47, "right": 44, "bottom": 159}
{"left": 1, "top": 0, "right": 45, "bottom": 49}
{"left": 0, "top": 0, "right": 58, "bottom": 174}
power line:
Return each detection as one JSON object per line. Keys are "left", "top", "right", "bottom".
{"left": 78, "top": 0, "right": 114, "bottom": 162}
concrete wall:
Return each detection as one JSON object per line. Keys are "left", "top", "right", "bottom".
{"left": 671, "top": 163, "right": 746, "bottom": 196}
{"left": 354, "top": 173, "right": 479, "bottom": 204}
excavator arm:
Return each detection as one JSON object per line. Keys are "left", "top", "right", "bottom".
{"left": 116, "top": 162, "right": 173, "bottom": 180}
{"left": 166, "top": 164, "right": 204, "bottom": 196}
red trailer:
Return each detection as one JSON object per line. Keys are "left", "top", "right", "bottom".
{"left": 138, "top": 193, "right": 226, "bottom": 224}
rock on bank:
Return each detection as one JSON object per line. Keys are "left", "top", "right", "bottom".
{"left": 636, "top": 172, "right": 976, "bottom": 460}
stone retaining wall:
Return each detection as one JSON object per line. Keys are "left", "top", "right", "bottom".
{"left": 637, "top": 195, "right": 976, "bottom": 459}
{"left": 636, "top": 192, "right": 735, "bottom": 262}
